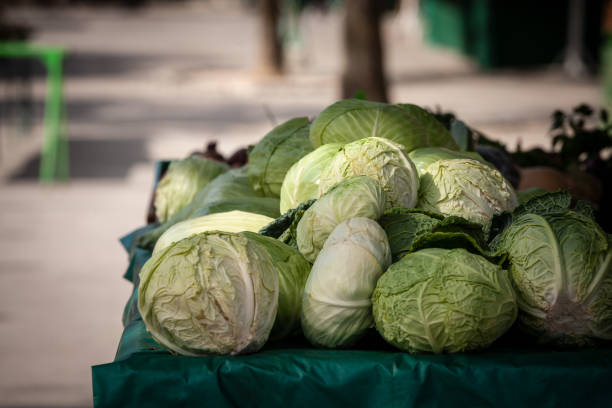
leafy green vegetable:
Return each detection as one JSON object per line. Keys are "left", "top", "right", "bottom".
{"left": 301, "top": 218, "right": 391, "bottom": 348}
{"left": 248, "top": 117, "right": 314, "bottom": 198}
{"left": 138, "top": 231, "right": 279, "bottom": 356}
{"left": 492, "top": 209, "right": 612, "bottom": 347}
{"left": 413, "top": 158, "right": 518, "bottom": 232}
{"left": 319, "top": 137, "right": 420, "bottom": 209}
{"left": 378, "top": 207, "right": 493, "bottom": 263}
{"left": 241, "top": 232, "right": 311, "bottom": 341}
{"left": 310, "top": 99, "right": 459, "bottom": 152}
{"left": 152, "top": 211, "right": 275, "bottom": 255}
{"left": 154, "top": 157, "right": 229, "bottom": 222}
{"left": 372, "top": 248, "right": 517, "bottom": 353}
{"left": 296, "top": 176, "right": 386, "bottom": 262}
{"left": 279, "top": 143, "right": 343, "bottom": 214}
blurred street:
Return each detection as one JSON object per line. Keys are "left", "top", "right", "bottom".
{"left": 0, "top": 1, "right": 603, "bottom": 406}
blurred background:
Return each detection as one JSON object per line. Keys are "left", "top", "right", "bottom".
{"left": 0, "top": 0, "right": 610, "bottom": 406}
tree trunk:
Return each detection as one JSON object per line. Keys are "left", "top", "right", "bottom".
{"left": 342, "top": 0, "right": 388, "bottom": 102}
{"left": 257, "top": 0, "right": 284, "bottom": 76}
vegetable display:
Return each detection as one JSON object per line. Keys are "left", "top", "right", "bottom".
{"left": 132, "top": 100, "right": 612, "bottom": 360}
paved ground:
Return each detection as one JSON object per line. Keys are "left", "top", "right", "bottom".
{"left": 0, "top": 1, "right": 603, "bottom": 406}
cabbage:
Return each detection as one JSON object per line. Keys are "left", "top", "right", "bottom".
{"left": 372, "top": 248, "right": 517, "bottom": 353}
{"left": 296, "top": 176, "right": 386, "bottom": 262}
{"left": 310, "top": 99, "right": 458, "bottom": 152}
{"left": 412, "top": 158, "right": 518, "bottom": 232}
{"left": 241, "top": 232, "right": 311, "bottom": 340}
{"left": 493, "top": 208, "right": 612, "bottom": 347}
{"left": 138, "top": 231, "right": 279, "bottom": 355}
{"left": 153, "top": 211, "right": 275, "bottom": 255}
{"left": 154, "top": 157, "right": 229, "bottom": 222}
{"left": 279, "top": 143, "right": 343, "bottom": 214}
{"left": 248, "top": 117, "right": 314, "bottom": 198}
{"left": 318, "top": 137, "right": 420, "bottom": 209}
{"left": 301, "top": 218, "right": 391, "bottom": 348}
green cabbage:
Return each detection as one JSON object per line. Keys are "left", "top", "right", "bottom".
{"left": 279, "top": 143, "right": 343, "bottom": 214}
{"left": 296, "top": 176, "right": 386, "bottom": 262}
{"left": 408, "top": 147, "right": 489, "bottom": 175}
{"left": 301, "top": 218, "right": 391, "bottom": 348}
{"left": 248, "top": 117, "right": 314, "bottom": 198}
{"left": 138, "top": 231, "right": 279, "bottom": 355}
{"left": 318, "top": 137, "right": 420, "bottom": 209}
{"left": 154, "top": 157, "right": 229, "bottom": 222}
{"left": 493, "top": 209, "right": 612, "bottom": 347}
{"left": 372, "top": 248, "right": 517, "bottom": 353}
{"left": 310, "top": 99, "right": 458, "bottom": 151}
{"left": 413, "top": 158, "right": 518, "bottom": 232}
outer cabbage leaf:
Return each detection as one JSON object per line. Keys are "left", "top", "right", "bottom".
{"left": 408, "top": 147, "right": 489, "bottom": 175}
{"left": 319, "top": 137, "right": 419, "bottom": 209}
{"left": 415, "top": 158, "right": 518, "bottom": 232}
{"left": 493, "top": 211, "right": 612, "bottom": 346}
{"left": 241, "top": 232, "right": 311, "bottom": 340}
{"left": 154, "top": 157, "right": 229, "bottom": 222}
{"left": 248, "top": 117, "right": 314, "bottom": 198}
{"left": 279, "top": 143, "right": 343, "bottom": 214}
{"left": 310, "top": 99, "right": 458, "bottom": 152}
{"left": 138, "top": 231, "right": 279, "bottom": 356}
{"left": 301, "top": 218, "right": 391, "bottom": 348}
{"left": 372, "top": 248, "right": 517, "bottom": 353}
{"left": 153, "top": 211, "right": 275, "bottom": 254}
{"left": 296, "top": 176, "right": 386, "bottom": 262}
{"left": 378, "top": 207, "right": 493, "bottom": 263}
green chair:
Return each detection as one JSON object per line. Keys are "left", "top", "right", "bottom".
{"left": 0, "top": 42, "right": 68, "bottom": 182}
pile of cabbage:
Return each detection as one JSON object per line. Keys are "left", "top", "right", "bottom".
{"left": 135, "top": 99, "right": 612, "bottom": 356}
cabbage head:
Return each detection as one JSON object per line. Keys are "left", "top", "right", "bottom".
{"left": 310, "top": 99, "right": 458, "bottom": 152}
{"left": 319, "top": 137, "right": 419, "bottom": 209}
{"left": 493, "top": 210, "right": 612, "bottom": 346}
{"left": 372, "top": 248, "right": 517, "bottom": 353}
{"left": 296, "top": 176, "right": 386, "bottom": 262}
{"left": 241, "top": 232, "right": 311, "bottom": 340}
{"left": 279, "top": 143, "right": 343, "bottom": 214}
{"left": 154, "top": 157, "right": 229, "bottom": 222}
{"left": 413, "top": 158, "right": 518, "bottom": 231}
{"left": 301, "top": 218, "right": 391, "bottom": 348}
{"left": 248, "top": 117, "right": 314, "bottom": 198}
{"left": 138, "top": 231, "right": 279, "bottom": 355}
